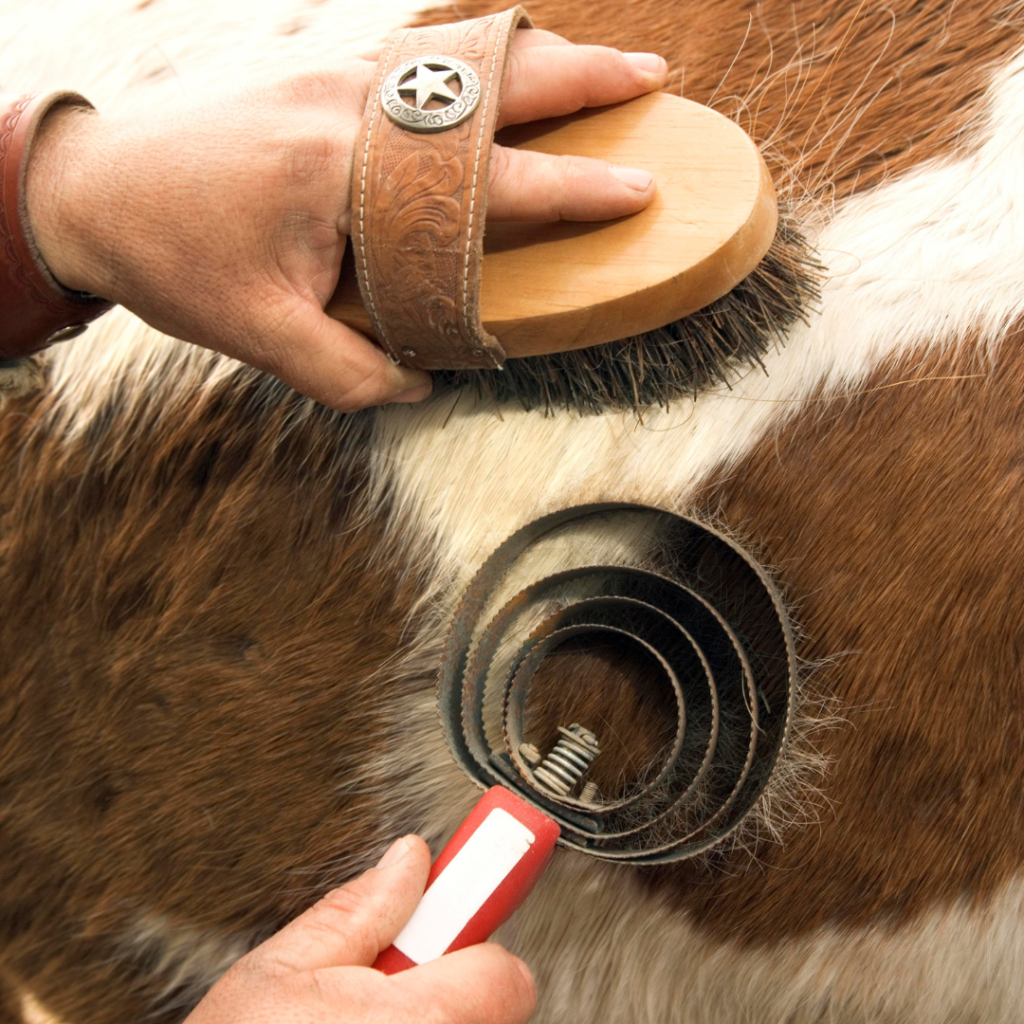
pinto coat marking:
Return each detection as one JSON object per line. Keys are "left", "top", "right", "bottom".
{"left": 2, "top": 0, "right": 1024, "bottom": 1022}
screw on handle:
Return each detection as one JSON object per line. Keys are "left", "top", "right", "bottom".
{"left": 373, "top": 786, "right": 561, "bottom": 974}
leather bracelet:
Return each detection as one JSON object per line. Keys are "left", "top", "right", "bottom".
{"left": 0, "top": 91, "right": 113, "bottom": 361}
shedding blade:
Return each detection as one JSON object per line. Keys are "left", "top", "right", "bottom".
{"left": 328, "top": 91, "right": 777, "bottom": 359}
{"left": 373, "top": 788, "right": 560, "bottom": 975}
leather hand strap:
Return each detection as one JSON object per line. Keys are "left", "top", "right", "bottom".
{"left": 0, "top": 91, "right": 113, "bottom": 361}
{"left": 351, "top": 7, "right": 531, "bottom": 371}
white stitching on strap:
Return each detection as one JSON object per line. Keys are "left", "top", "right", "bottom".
{"left": 357, "top": 34, "right": 401, "bottom": 359}
{"left": 462, "top": 11, "right": 510, "bottom": 366}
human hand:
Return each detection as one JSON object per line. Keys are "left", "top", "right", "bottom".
{"left": 24, "top": 32, "right": 667, "bottom": 411}
{"left": 184, "top": 834, "right": 536, "bottom": 1024}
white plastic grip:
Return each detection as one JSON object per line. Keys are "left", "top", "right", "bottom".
{"left": 373, "top": 787, "right": 560, "bottom": 973}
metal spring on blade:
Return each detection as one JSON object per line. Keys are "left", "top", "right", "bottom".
{"left": 531, "top": 724, "right": 601, "bottom": 797}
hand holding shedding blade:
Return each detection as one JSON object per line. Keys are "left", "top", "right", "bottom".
{"left": 373, "top": 787, "right": 559, "bottom": 974}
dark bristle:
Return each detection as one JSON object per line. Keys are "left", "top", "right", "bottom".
{"left": 436, "top": 207, "right": 823, "bottom": 415}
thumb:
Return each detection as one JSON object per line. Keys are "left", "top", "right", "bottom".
{"left": 249, "top": 835, "right": 432, "bottom": 973}
{"left": 250, "top": 299, "right": 432, "bottom": 412}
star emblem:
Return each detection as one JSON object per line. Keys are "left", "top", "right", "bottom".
{"left": 381, "top": 55, "right": 480, "bottom": 133}
{"left": 398, "top": 62, "right": 461, "bottom": 111}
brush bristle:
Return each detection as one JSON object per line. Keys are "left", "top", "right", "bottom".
{"left": 436, "top": 208, "right": 823, "bottom": 414}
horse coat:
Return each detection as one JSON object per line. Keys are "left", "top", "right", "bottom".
{"left": 2, "top": 0, "right": 1024, "bottom": 1021}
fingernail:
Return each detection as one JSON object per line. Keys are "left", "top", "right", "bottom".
{"left": 391, "top": 383, "right": 432, "bottom": 404}
{"left": 624, "top": 52, "right": 667, "bottom": 76}
{"left": 610, "top": 165, "right": 654, "bottom": 192}
{"left": 513, "top": 955, "right": 537, "bottom": 996}
{"left": 376, "top": 836, "right": 411, "bottom": 869}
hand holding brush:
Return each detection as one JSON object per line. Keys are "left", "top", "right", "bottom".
{"left": 6, "top": 33, "right": 666, "bottom": 410}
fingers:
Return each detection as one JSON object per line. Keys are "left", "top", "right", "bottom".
{"left": 498, "top": 41, "right": 667, "bottom": 128}
{"left": 488, "top": 145, "right": 654, "bottom": 221}
{"left": 356, "top": 33, "right": 665, "bottom": 227}
{"left": 250, "top": 302, "right": 432, "bottom": 412}
{"left": 488, "top": 38, "right": 665, "bottom": 222}
{"left": 251, "top": 835, "right": 432, "bottom": 972}
{"left": 389, "top": 944, "right": 538, "bottom": 1024}
{"left": 505, "top": 28, "right": 570, "bottom": 50}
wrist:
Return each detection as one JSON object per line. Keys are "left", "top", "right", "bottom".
{"left": 0, "top": 91, "right": 114, "bottom": 360}
{"left": 25, "top": 102, "right": 111, "bottom": 298}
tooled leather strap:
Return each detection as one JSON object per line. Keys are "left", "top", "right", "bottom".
{"left": 0, "top": 92, "right": 113, "bottom": 362}
{"left": 351, "top": 7, "right": 531, "bottom": 371}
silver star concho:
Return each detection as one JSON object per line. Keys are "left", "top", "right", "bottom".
{"left": 380, "top": 55, "right": 481, "bottom": 134}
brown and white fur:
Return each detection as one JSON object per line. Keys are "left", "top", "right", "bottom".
{"left": 4, "top": 0, "right": 1024, "bottom": 1021}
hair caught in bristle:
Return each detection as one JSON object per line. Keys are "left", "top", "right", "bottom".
{"left": 436, "top": 208, "right": 823, "bottom": 414}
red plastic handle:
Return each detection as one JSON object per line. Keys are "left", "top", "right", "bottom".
{"left": 373, "top": 787, "right": 560, "bottom": 974}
